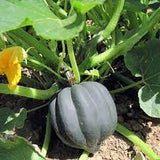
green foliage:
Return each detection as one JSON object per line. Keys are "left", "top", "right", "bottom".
{"left": 0, "top": 136, "right": 45, "bottom": 160}
{"left": 71, "top": 0, "right": 105, "bottom": 14}
{"left": 0, "top": 0, "right": 105, "bottom": 40}
{"left": 0, "top": 108, "right": 43, "bottom": 160}
{"left": 125, "top": 40, "right": 160, "bottom": 117}
{"left": 0, "top": 108, "right": 27, "bottom": 134}
{"left": 0, "top": 0, "right": 160, "bottom": 159}
{"left": 0, "top": 0, "right": 84, "bottom": 40}
{"left": 0, "top": 36, "right": 6, "bottom": 49}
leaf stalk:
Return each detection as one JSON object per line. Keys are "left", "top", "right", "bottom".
{"left": 0, "top": 83, "right": 59, "bottom": 100}
{"left": 67, "top": 39, "right": 81, "bottom": 83}
{"left": 79, "top": 7, "right": 160, "bottom": 72}
{"left": 116, "top": 124, "right": 160, "bottom": 160}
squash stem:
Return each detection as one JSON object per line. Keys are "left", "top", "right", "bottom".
{"left": 112, "top": 73, "right": 141, "bottom": 90}
{"left": 28, "top": 57, "right": 67, "bottom": 81}
{"left": 79, "top": 7, "right": 160, "bottom": 72}
{"left": 10, "top": 29, "right": 59, "bottom": 64}
{"left": 41, "top": 113, "right": 52, "bottom": 157}
{"left": 102, "top": 0, "right": 125, "bottom": 39}
{"left": 67, "top": 39, "right": 81, "bottom": 83}
{"left": 110, "top": 80, "right": 143, "bottom": 94}
{"left": 79, "top": 151, "right": 90, "bottom": 160}
{"left": 0, "top": 83, "right": 59, "bottom": 100}
{"left": 27, "top": 101, "right": 50, "bottom": 113}
{"left": 116, "top": 124, "right": 160, "bottom": 160}
{"left": 45, "top": 0, "right": 67, "bottom": 18}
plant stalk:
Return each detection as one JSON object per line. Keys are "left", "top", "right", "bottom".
{"left": 28, "top": 58, "right": 66, "bottom": 81}
{"left": 82, "top": 0, "right": 124, "bottom": 57}
{"left": 67, "top": 39, "right": 81, "bottom": 83}
{"left": 0, "top": 83, "right": 59, "bottom": 100}
{"left": 102, "top": 0, "right": 125, "bottom": 39}
{"left": 110, "top": 80, "right": 143, "bottom": 94}
{"left": 10, "top": 29, "right": 60, "bottom": 64}
{"left": 27, "top": 101, "right": 50, "bottom": 113}
{"left": 7, "top": 32, "right": 46, "bottom": 63}
{"left": 116, "top": 124, "right": 160, "bottom": 160}
{"left": 45, "top": 0, "right": 67, "bottom": 18}
{"left": 79, "top": 151, "right": 90, "bottom": 160}
{"left": 112, "top": 73, "right": 141, "bottom": 90}
{"left": 79, "top": 7, "right": 160, "bottom": 72}
{"left": 41, "top": 113, "right": 52, "bottom": 157}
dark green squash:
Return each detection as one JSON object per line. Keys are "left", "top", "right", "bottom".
{"left": 49, "top": 81, "right": 117, "bottom": 153}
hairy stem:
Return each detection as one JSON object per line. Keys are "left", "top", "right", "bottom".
{"left": 82, "top": 0, "right": 124, "bottom": 57}
{"left": 112, "top": 73, "right": 141, "bottom": 90}
{"left": 67, "top": 39, "right": 80, "bottom": 83}
{"left": 79, "top": 7, "right": 160, "bottom": 72}
{"left": 46, "top": 0, "right": 67, "bottom": 18}
{"left": 110, "top": 80, "right": 143, "bottom": 94}
{"left": 7, "top": 32, "right": 46, "bottom": 63}
{"left": 0, "top": 83, "right": 59, "bottom": 100}
{"left": 10, "top": 29, "right": 60, "bottom": 64}
{"left": 41, "top": 113, "right": 52, "bottom": 157}
{"left": 28, "top": 58, "right": 66, "bottom": 81}
{"left": 79, "top": 151, "right": 90, "bottom": 160}
{"left": 116, "top": 124, "right": 160, "bottom": 160}
{"left": 27, "top": 101, "right": 50, "bottom": 113}
{"left": 102, "top": 0, "right": 125, "bottom": 39}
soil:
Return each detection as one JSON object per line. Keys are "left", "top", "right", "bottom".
{"left": 1, "top": 87, "right": 160, "bottom": 160}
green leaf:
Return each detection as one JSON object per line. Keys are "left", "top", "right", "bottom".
{"left": 0, "top": 136, "right": 45, "bottom": 160}
{"left": 0, "top": 108, "right": 27, "bottom": 134}
{"left": 0, "top": 0, "right": 84, "bottom": 40}
{"left": 70, "top": 0, "right": 105, "bottom": 14}
{"left": 125, "top": 40, "right": 160, "bottom": 118}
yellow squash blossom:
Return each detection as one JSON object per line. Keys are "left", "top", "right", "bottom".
{"left": 0, "top": 47, "right": 27, "bottom": 90}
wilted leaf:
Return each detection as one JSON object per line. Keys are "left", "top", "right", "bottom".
{"left": 0, "top": 136, "right": 45, "bottom": 160}
{"left": 125, "top": 40, "right": 160, "bottom": 117}
{"left": 0, "top": 108, "right": 27, "bottom": 134}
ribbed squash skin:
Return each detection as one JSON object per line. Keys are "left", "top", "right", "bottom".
{"left": 49, "top": 81, "right": 117, "bottom": 153}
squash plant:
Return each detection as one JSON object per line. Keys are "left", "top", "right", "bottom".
{"left": 0, "top": 0, "right": 160, "bottom": 160}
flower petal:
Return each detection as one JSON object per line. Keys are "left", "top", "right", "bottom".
{"left": 0, "top": 46, "right": 27, "bottom": 90}
{"left": 0, "top": 47, "right": 27, "bottom": 68}
{"left": 4, "top": 63, "right": 21, "bottom": 90}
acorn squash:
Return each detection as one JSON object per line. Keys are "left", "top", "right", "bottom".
{"left": 49, "top": 81, "right": 117, "bottom": 153}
